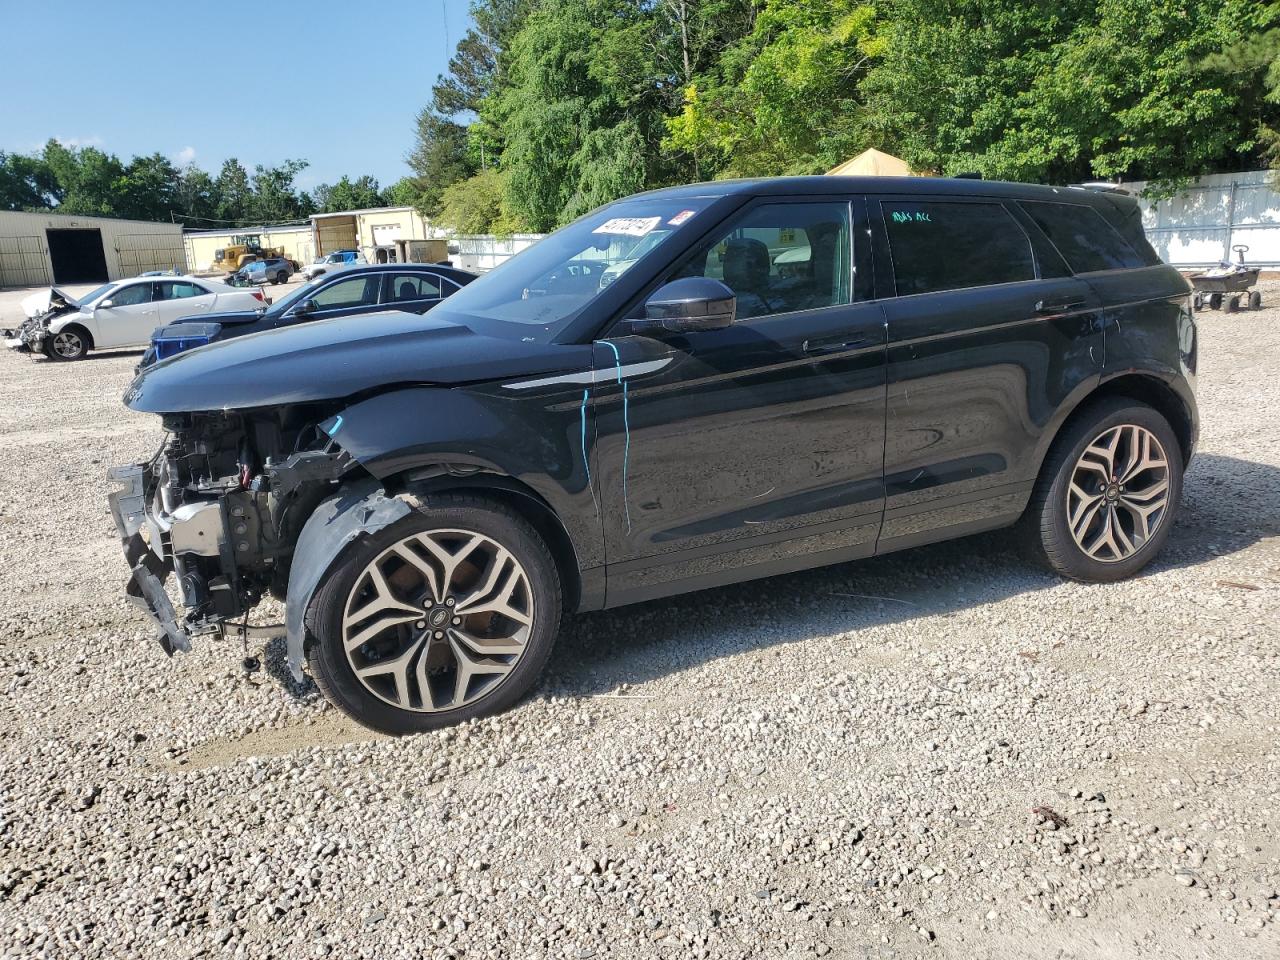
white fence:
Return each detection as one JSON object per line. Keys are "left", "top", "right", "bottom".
{"left": 452, "top": 234, "right": 545, "bottom": 273}
{"left": 1124, "top": 169, "right": 1280, "bottom": 268}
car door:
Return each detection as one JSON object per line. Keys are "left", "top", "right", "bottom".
{"left": 592, "top": 197, "right": 889, "bottom": 605}
{"left": 284, "top": 273, "right": 384, "bottom": 325}
{"left": 90, "top": 280, "right": 158, "bottom": 347}
{"left": 381, "top": 272, "right": 451, "bottom": 314}
{"left": 870, "top": 195, "right": 1102, "bottom": 551}
{"left": 154, "top": 280, "right": 215, "bottom": 325}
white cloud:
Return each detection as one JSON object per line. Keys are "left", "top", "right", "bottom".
{"left": 174, "top": 145, "right": 197, "bottom": 165}
{"left": 19, "top": 135, "right": 105, "bottom": 153}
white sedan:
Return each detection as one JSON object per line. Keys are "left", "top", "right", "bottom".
{"left": 7, "top": 277, "right": 265, "bottom": 361}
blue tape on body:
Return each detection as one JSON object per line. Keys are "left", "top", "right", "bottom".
{"left": 601, "top": 341, "right": 632, "bottom": 533}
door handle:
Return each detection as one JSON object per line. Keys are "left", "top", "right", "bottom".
{"left": 803, "top": 334, "right": 870, "bottom": 356}
{"left": 1035, "top": 299, "right": 1085, "bottom": 315}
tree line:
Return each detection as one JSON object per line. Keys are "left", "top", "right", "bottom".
{"left": 404, "top": 0, "right": 1279, "bottom": 234}
{"left": 0, "top": 140, "right": 419, "bottom": 225}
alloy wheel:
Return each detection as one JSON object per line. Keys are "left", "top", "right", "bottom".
{"left": 1066, "top": 424, "right": 1170, "bottom": 563}
{"left": 342, "top": 529, "right": 534, "bottom": 712}
{"left": 52, "top": 331, "right": 83, "bottom": 358}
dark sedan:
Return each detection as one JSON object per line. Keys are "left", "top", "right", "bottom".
{"left": 139, "top": 263, "right": 476, "bottom": 368}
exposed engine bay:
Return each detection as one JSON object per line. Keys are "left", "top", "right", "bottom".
{"left": 108, "top": 406, "right": 354, "bottom": 656}
{"left": 2, "top": 287, "right": 80, "bottom": 354}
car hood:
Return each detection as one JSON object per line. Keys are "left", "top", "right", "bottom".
{"left": 124, "top": 308, "right": 586, "bottom": 413}
{"left": 23, "top": 286, "right": 81, "bottom": 318}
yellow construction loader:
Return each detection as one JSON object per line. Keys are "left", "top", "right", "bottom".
{"left": 212, "top": 235, "right": 287, "bottom": 273}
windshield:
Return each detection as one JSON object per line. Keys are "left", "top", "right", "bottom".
{"left": 78, "top": 282, "right": 118, "bottom": 307}
{"left": 429, "top": 196, "right": 714, "bottom": 341}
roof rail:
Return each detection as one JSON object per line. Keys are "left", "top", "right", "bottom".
{"left": 1069, "top": 181, "right": 1135, "bottom": 196}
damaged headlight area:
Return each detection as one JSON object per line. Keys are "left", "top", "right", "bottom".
{"left": 108, "top": 407, "right": 355, "bottom": 655}
{"left": 3, "top": 287, "right": 80, "bottom": 353}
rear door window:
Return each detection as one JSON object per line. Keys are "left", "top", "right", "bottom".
{"left": 881, "top": 201, "right": 1035, "bottom": 296}
{"left": 386, "top": 273, "right": 443, "bottom": 303}
{"left": 1019, "top": 201, "right": 1146, "bottom": 272}
{"left": 158, "top": 281, "right": 206, "bottom": 300}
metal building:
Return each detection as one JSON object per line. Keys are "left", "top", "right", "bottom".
{"left": 309, "top": 206, "right": 449, "bottom": 264}
{"left": 0, "top": 210, "right": 187, "bottom": 288}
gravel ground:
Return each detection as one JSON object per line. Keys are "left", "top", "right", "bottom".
{"left": 0, "top": 283, "right": 1277, "bottom": 960}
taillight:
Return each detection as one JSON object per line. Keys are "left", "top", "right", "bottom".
{"left": 252, "top": 290, "right": 265, "bottom": 302}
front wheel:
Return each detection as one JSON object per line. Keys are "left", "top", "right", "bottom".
{"left": 307, "top": 494, "right": 562, "bottom": 735}
{"left": 44, "top": 328, "right": 88, "bottom": 361}
{"left": 1020, "top": 399, "right": 1183, "bottom": 583}
{"left": 274, "top": 271, "right": 287, "bottom": 285}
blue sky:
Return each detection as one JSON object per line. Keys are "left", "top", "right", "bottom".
{"left": 2, "top": 0, "right": 474, "bottom": 192}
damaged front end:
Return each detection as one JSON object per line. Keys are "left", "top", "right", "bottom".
{"left": 108, "top": 408, "right": 354, "bottom": 661}
{"left": 3, "top": 288, "right": 79, "bottom": 354}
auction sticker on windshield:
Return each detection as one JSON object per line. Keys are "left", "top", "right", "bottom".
{"left": 667, "top": 209, "right": 696, "bottom": 226}
{"left": 593, "top": 216, "right": 662, "bottom": 237}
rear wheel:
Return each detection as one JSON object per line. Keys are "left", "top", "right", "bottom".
{"left": 44, "top": 327, "right": 89, "bottom": 361}
{"left": 274, "top": 271, "right": 287, "bottom": 285}
{"left": 1224, "top": 295, "right": 1240, "bottom": 313}
{"left": 1248, "top": 290, "right": 1262, "bottom": 310}
{"left": 307, "top": 494, "right": 562, "bottom": 735}
{"left": 1020, "top": 399, "right": 1182, "bottom": 583}
{"left": 1209, "top": 293, "right": 1222, "bottom": 310}
{"left": 1192, "top": 292, "right": 1204, "bottom": 311}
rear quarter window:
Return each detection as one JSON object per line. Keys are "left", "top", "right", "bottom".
{"left": 881, "top": 200, "right": 1036, "bottom": 296}
{"left": 1019, "top": 201, "right": 1147, "bottom": 272}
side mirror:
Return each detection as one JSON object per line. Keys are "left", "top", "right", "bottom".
{"left": 294, "top": 299, "right": 317, "bottom": 315}
{"left": 638, "top": 277, "right": 736, "bottom": 334}
{"left": 97, "top": 299, "right": 115, "bottom": 310}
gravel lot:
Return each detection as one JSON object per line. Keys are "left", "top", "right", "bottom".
{"left": 1, "top": 283, "right": 1278, "bottom": 960}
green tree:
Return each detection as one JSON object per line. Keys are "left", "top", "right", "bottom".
{"left": 314, "top": 174, "right": 386, "bottom": 212}
{"left": 665, "top": 0, "right": 880, "bottom": 178}
{"left": 1203, "top": 1, "right": 1280, "bottom": 184}
{"left": 493, "top": 0, "right": 665, "bottom": 229}
{"left": 249, "top": 159, "right": 311, "bottom": 222}
{"left": 116, "top": 153, "right": 181, "bottom": 221}
{"left": 436, "top": 168, "right": 514, "bottom": 233}
{"left": 862, "top": 0, "right": 1272, "bottom": 186}
{"left": 407, "top": 111, "right": 473, "bottom": 217}
{"left": 214, "top": 158, "right": 253, "bottom": 223}
{"left": 42, "top": 140, "right": 126, "bottom": 216}
{"left": 0, "top": 151, "right": 58, "bottom": 210}
{"left": 383, "top": 176, "right": 427, "bottom": 207}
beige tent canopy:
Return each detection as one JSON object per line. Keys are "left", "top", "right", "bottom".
{"left": 827, "top": 148, "right": 914, "bottom": 177}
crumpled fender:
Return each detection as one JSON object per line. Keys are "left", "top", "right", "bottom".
{"left": 284, "top": 479, "right": 414, "bottom": 682}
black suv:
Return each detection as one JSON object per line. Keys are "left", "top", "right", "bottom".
{"left": 110, "top": 177, "right": 1196, "bottom": 734}
{"left": 138, "top": 263, "right": 477, "bottom": 368}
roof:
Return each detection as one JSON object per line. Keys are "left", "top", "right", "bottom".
{"left": 629, "top": 176, "right": 1134, "bottom": 209}
{"left": 308, "top": 262, "right": 478, "bottom": 280}
{"left": 827, "top": 148, "right": 914, "bottom": 177}
{"left": 183, "top": 224, "right": 311, "bottom": 237}
{"left": 0, "top": 209, "right": 184, "bottom": 229}
{"left": 310, "top": 206, "right": 418, "bottom": 219}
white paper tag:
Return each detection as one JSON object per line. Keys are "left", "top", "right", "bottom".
{"left": 593, "top": 216, "right": 662, "bottom": 237}
{"left": 667, "top": 209, "right": 696, "bottom": 226}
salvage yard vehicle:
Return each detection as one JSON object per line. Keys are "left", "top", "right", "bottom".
{"left": 110, "top": 176, "right": 1198, "bottom": 735}
{"left": 299, "top": 249, "right": 367, "bottom": 280}
{"left": 235, "top": 257, "right": 296, "bottom": 286}
{"left": 5, "top": 277, "right": 264, "bottom": 361}
{"left": 137, "top": 263, "right": 478, "bottom": 367}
